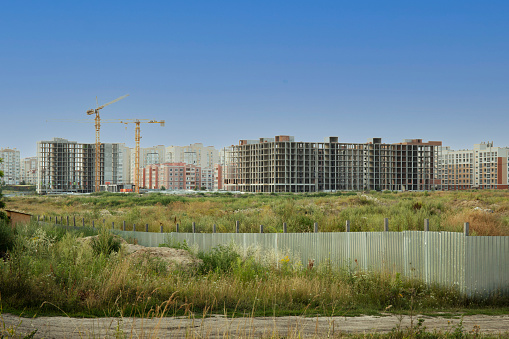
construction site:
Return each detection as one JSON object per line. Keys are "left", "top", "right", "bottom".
{"left": 224, "top": 136, "right": 442, "bottom": 193}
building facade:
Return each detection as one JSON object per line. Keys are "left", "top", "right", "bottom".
{"left": 142, "top": 162, "right": 202, "bottom": 190}
{"left": 0, "top": 148, "right": 21, "bottom": 185}
{"left": 21, "top": 157, "right": 38, "bottom": 185}
{"left": 224, "top": 135, "right": 441, "bottom": 193}
{"left": 438, "top": 142, "right": 509, "bottom": 190}
{"left": 37, "top": 138, "right": 127, "bottom": 194}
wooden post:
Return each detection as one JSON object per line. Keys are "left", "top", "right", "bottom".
{"left": 123, "top": 221, "right": 126, "bottom": 231}
{"left": 464, "top": 222, "right": 469, "bottom": 236}
{"left": 37, "top": 215, "right": 40, "bottom": 222}
{"left": 283, "top": 222, "right": 287, "bottom": 233}
{"left": 236, "top": 220, "right": 239, "bottom": 233}
{"left": 260, "top": 225, "right": 264, "bottom": 233}
{"left": 384, "top": 218, "right": 389, "bottom": 232}
{"left": 424, "top": 219, "right": 430, "bottom": 232}
{"left": 112, "top": 221, "right": 114, "bottom": 230}
{"left": 66, "top": 216, "right": 69, "bottom": 226}
{"left": 160, "top": 225, "right": 163, "bottom": 233}
{"left": 192, "top": 222, "right": 196, "bottom": 233}
{"left": 50, "top": 216, "right": 52, "bottom": 222}
{"left": 314, "top": 222, "right": 318, "bottom": 233}
{"left": 73, "top": 216, "right": 76, "bottom": 227}
{"left": 145, "top": 224, "right": 149, "bottom": 232}
{"left": 345, "top": 220, "right": 350, "bottom": 232}
{"left": 133, "top": 224, "right": 136, "bottom": 232}
{"left": 213, "top": 224, "right": 216, "bottom": 233}
{"left": 92, "top": 220, "right": 95, "bottom": 228}
{"left": 176, "top": 223, "right": 179, "bottom": 233}
{"left": 82, "top": 218, "right": 84, "bottom": 227}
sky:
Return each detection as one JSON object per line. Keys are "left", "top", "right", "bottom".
{"left": 1, "top": 1, "right": 508, "bottom": 158}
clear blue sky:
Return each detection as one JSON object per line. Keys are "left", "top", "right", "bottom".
{"left": 1, "top": 1, "right": 508, "bottom": 158}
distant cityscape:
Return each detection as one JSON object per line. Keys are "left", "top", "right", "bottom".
{"left": 0, "top": 136, "right": 507, "bottom": 193}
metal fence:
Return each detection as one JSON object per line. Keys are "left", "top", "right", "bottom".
{"left": 108, "top": 229, "right": 508, "bottom": 297}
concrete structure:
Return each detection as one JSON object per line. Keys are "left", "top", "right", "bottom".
{"left": 224, "top": 135, "right": 441, "bottom": 192}
{"left": 438, "top": 142, "right": 509, "bottom": 190}
{"left": 142, "top": 162, "right": 202, "bottom": 190}
{"left": 201, "top": 167, "right": 214, "bottom": 190}
{"left": 21, "top": 157, "right": 38, "bottom": 185}
{"left": 165, "top": 143, "right": 220, "bottom": 169}
{"left": 0, "top": 148, "right": 21, "bottom": 185}
{"left": 37, "top": 138, "right": 127, "bottom": 194}
{"left": 131, "top": 145, "right": 166, "bottom": 187}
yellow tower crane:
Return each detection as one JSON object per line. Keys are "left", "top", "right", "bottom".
{"left": 86, "top": 94, "right": 129, "bottom": 192}
{"left": 109, "top": 119, "right": 165, "bottom": 193}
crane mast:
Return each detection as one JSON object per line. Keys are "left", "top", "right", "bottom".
{"left": 86, "top": 94, "right": 129, "bottom": 192}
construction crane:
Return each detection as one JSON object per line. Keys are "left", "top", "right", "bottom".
{"left": 108, "top": 119, "right": 165, "bottom": 193}
{"left": 86, "top": 94, "right": 129, "bottom": 192}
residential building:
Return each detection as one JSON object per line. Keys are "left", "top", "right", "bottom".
{"left": 201, "top": 167, "right": 214, "bottom": 190}
{"left": 21, "top": 157, "right": 38, "bottom": 185}
{"left": 0, "top": 148, "right": 21, "bottom": 185}
{"left": 214, "top": 164, "right": 223, "bottom": 190}
{"left": 130, "top": 145, "right": 166, "bottom": 186}
{"left": 37, "top": 138, "right": 128, "bottom": 194}
{"left": 142, "top": 162, "right": 201, "bottom": 190}
{"left": 165, "top": 143, "right": 220, "bottom": 169}
{"left": 438, "top": 142, "right": 509, "bottom": 190}
{"left": 224, "top": 135, "right": 441, "bottom": 193}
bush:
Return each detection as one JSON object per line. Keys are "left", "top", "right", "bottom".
{"left": 198, "top": 244, "right": 240, "bottom": 274}
{"left": 90, "top": 228, "right": 121, "bottom": 256}
{"left": 0, "top": 220, "right": 15, "bottom": 255}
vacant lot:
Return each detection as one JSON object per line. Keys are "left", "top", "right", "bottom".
{"left": 6, "top": 190, "right": 509, "bottom": 235}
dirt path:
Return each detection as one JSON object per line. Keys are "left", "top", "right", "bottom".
{"left": 2, "top": 313, "right": 509, "bottom": 338}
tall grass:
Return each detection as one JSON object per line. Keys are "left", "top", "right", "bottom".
{"left": 1, "top": 222, "right": 506, "bottom": 319}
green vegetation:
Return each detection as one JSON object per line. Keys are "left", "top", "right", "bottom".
{"left": 6, "top": 190, "right": 509, "bottom": 235}
{"left": 0, "top": 221, "right": 507, "bottom": 320}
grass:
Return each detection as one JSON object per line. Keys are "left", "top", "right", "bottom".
{"left": 1, "top": 221, "right": 508, "bottom": 321}
{"left": 5, "top": 190, "right": 509, "bottom": 235}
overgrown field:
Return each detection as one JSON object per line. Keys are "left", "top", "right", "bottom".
{"left": 1, "top": 221, "right": 507, "bottom": 320}
{"left": 5, "top": 190, "right": 509, "bottom": 235}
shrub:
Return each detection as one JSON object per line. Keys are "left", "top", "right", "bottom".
{"left": 0, "top": 220, "right": 15, "bottom": 255}
{"left": 198, "top": 244, "right": 240, "bottom": 274}
{"left": 90, "top": 228, "right": 121, "bottom": 256}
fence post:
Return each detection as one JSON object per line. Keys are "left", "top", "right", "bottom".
{"left": 82, "top": 218, "right": 84, "bottom": 227}
{"left": 424, "top": 219, "right": 430, "bottom": 232}
{"left": 103, "top": 219, "right": 106, "bottom": 228}
{"left": 345, "top": 220, "right": 350, "bottom": 232}
{"left": 92, "top": 220, "right": 95, "bottom": 228}
{"left": 73, "top": 216, "right": 76, "bottom": 227}
{"left": 192, "top": 222, "right": 196, "bottom": 233}
{"left": 123, "top": 221, "right": 126, "bottom": 231}
{"left": 283, "top": 222, "right": 287, "bottom": 233}
{"left": 213, "top": 224, "right": 216, "bottom": 233}
{"left": 236, "top": 220, "right": 239, "bottom": 233}
{"left": 384, "top": 218, "right": 389, "bottom": 232}
{"left": 112, "top": 221, "right": 114, "bottom": 230}
{"left": 145, "top": 224, "right": 149, "bottom": 232}
{"left": 37, "top": 215, "right": 40, "bottom": 222}
{"left": 133, "top": 224, "right": 136, "bottom": 232}
{"left": 67, "top": 216, "right": 69, "bottom": 226}
{"left": 314, "top": 222, "right": 318, "bottom": 233}
{"left": 50, "top": 216, "right": 52, "bottom": 223}
{"left": 464, "top": 222, "right": 469, "bottom": 236}
{"left": 176, "top": 223, "right": 179, "bottom": 233}
{"left": 260, "top": 225, "right": 264, "bottom": 233}
{"left": 160, "top": 224, "right": 164, "bottom": 233}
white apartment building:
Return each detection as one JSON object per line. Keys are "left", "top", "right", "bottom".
{"left": 201, "top": 167, "right": 214, "bottom": 190}
{"left": 130, "top": 145, "right": 166, "bottom": 186}
{"left": 165, "top": 143, "right": 220, "bottom": 169}
{"left": 437, "top": 142, "right": 509, "bottom": 190}
{"left": 0, "top": 148, "right": 21, "bottom": 185}
{"left": 21, "top": 157, "right": 38, "bottom": 185}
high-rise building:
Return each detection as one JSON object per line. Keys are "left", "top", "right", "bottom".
{"left": 37, "top": 138, "right": 128, "bottom": 194}
{"left": 142, "top": 163, "right": 201, "bottom": 190}
{"left": 21, "top": 157, "right": 38, "bottom": 185}
{"left": 0, "top": 148, "right": 21, "bottom": 185}
{"left": 437, "top": 142, "right": 509, "bottom": 190}
{"left": 224, "top": 135, "right": 441, "bottom": 192}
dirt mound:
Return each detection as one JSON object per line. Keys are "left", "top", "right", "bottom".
{"left": 125, "top": 244, "right": 202, "bottom": 271}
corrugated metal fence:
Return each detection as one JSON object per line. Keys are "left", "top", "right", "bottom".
{"left": 109, "top": 229, "right": 508, "bottom": 297}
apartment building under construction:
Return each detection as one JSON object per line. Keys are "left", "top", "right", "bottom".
{"left": 224, "top": 136, "right": 441, "bottom": 193}
{"left": 37, "top": 138, "right": 127, "bottom": 194}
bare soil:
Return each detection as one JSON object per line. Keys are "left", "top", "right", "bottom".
{"left": 2, "top": 313, "right": 509, "bottom": 338}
